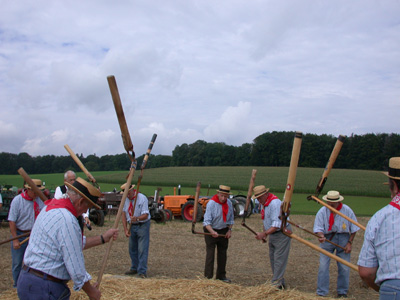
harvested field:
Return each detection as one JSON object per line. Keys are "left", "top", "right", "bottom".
{"left": 0, "top": 215, "right": 379, "bottom": 299}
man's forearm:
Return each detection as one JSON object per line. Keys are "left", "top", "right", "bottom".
{"left": 9, "top": 221, "right": 18, "bottom": 237}
{"left": 359, "top": 266, "right": 379, "bottom": 292}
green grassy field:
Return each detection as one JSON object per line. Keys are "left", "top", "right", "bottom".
{"left": 0, "top": 166, "right": 391, "bottom": 216}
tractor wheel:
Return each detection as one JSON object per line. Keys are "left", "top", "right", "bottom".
{"left": 164, "top": 209, "right": 173, "bottom": 221}
{"left": 232, "top": 196, "right": 252, "bottom": 218}
{"left": 153, "top": 209, "right": 167, "bottom": 224}
{"left": 89, "top": 209, "right": 105, "bottom": 227}
{"left": 181, "top": 200, "right": 203, "bottom": 222}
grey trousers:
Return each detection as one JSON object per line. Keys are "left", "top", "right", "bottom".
{"left": 268, "top": 229, "right": 291, "bottom": 286}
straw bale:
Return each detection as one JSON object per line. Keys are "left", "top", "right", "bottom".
{"left": 0, "top": 275, "right": 337, "bottom": 300}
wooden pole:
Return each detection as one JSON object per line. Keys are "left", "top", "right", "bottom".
{"left": 97, "top": 161, "right": 137, "bottom": 285}
{"left": 0, "top": 232, "right": 30, "bottom": 246}
{"left": 285, "top": 231, "right": 358, "bottom": 272}
{"left": 314, "top": 135, "right": 345, "bottom": 197}
{"left": 64, "top": 144, "right": 98, "bottom": 187}
{"left": 17, "top": 168, "right": 48, "bottom": 202}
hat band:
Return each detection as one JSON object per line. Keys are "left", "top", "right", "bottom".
{"left": 388, "top": 167, "right": 400, "bottom": 178}
{"left": 74, "top": 181, "right": 98, "bottom": 203}
{"left": 327, "top": 196, "right": 340, "bottom": 200}
{"left": 254, "top": 192, "right": 265, "bottom": 197}
{"left": 219, "top": 188, "right": 230, "bottom": 193}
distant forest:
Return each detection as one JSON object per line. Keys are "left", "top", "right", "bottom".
{"left": 0, "top": 131, "right": 399, "bottom": 175}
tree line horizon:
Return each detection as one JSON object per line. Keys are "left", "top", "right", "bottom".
{"left": 0, "top": 131, "right": 399, "bottom": 175}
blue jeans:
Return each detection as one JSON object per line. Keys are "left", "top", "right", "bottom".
{"left": 11, "top": 230, "right": 29, "bottom": 287}
{"left": 17, "top": 267, "right": 70, "bottom": 300}
{"left": 380, "top": 280, "right": 400, "bottom": 300}
{"left": 129, "top": 220, "right": 150, "bottom": 275}
{"left": 317, "top": 233, "right": 350, "bottom": 296}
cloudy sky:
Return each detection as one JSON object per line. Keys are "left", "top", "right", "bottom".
{"left": 1, "top": 1, "right": 399, "bottom": 158}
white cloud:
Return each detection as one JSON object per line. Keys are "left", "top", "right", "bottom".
{"left": 0, "top": 0, "right": 399, "bottom": 157}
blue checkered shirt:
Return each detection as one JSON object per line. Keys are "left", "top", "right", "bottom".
{"left": 203, "top": 198, "right": 234, "bottom": 229}
{"left": 23, "top": 207, "right": 91, "bottom": 291}
{"left": 358, "top": 204, "right": 400, "bottom": 285}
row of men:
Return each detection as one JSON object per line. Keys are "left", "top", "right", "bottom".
{"left": 195, "top": 157, "right": 400, "bottom": 299}
{"left": 7, "top": 157, "right": 400, "bottom": 299}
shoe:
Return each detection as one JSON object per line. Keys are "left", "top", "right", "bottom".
{"left": 137, "top": 273, "right": 147, "bottom": 279}
{"left": 124, "top": 269, "right": 137, "bottom": 275}
{"left": 217, "top": 277, "right": 231, "bottom": 283}
{"left": 337, "top": 295, "right": 347, "bottom": 298}
{"left": 277, "top": 284, "right": 286, "bottom": 290}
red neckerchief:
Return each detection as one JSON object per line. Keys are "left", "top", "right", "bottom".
{"left": 328, "top": 202, "right": 343, "bottom": 231}
{"left": 21, "top": 189, "right": 40, "bottom": 219}
{"left": 261, "top": 193, "right": 279, "bottom": 220}
{"left": 211, "top": 194, "right": 228, "bottom": 222}
{"left": 45, "top": 198, "right": 78, "bottom": 217}
{"left": 389, "top": 193, "right": 400, "bottom": 210}
{"left": 128, "top": 189, "right": 137, "bottom": 218}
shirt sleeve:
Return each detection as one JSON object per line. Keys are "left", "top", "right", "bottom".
{"left": 313, "top": 208, "right": 325, "bottom": 233}
{"left": 271, "top": 200, "right": 283, "bottom": 228}
{"left": 226, "top": 200, "right": 234, "bottom": 225}
{"left": 203, "top": 201, "right": 214, "bottom": 227}
{"left": 357, "top": 216, "right": 379, "bottom": 268}
{"left": 54, "top": 187, "right": 62, "bottom": 199}
{"left": 58, "top": 214, "right": 91, "bottom": 291}
{"left": 7, "top": 196, "right": 19, "bottom": 222}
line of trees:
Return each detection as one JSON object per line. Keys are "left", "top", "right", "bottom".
{"left": 0, "top": 132, "right": 398, "bottom": 175}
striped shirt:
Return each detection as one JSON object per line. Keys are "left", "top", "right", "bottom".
{"left": 263, "top": 198, "right": 284, "bottom": 230}
{"left": 122, "top": 193, "right": 150, "bottom": 223}
{"left": 313, "top": 204, "right": 360, "bottom": 234}
{"left": 203, "top": 199, "right": 234, "bottom": 229}
{"left": 23, "top": 207, "right": 91, "bottom": 291}
{"left": 358, "top": 204, "right": 400, "bottom": 285}
{"left": 8, "top": 193, "right": 45, "bottom": 231}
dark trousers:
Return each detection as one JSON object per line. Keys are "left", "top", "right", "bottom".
{"left": 204, "top": 227, "right": 229, "bottom": 279}
{"left": 17, "top": 267, "right": 70, "bottom": 300}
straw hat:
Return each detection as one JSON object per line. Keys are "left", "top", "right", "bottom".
{"left": 253, "top": 185, "right": 270, "bottom": 199}
{"left": 216, "top": 185, "right": 232, "bottom": 195}
{"left": 382, "top": 157, "right": 400, "bottom": 180}
{"left": 24, "top": 179, "right": 45, "bottom": 190}
{"left": 322, "top": 190, "right": 344, "bottom": 202}
{"left": 65, "top": 177, "right": 101, "bottom": 209}
{"left": 120, "top": 183, "right": 135, "bottom": 191}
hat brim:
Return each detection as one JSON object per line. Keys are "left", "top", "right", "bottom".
{"left": 382, "top": 171, "right": 400, "bottom": 180}
{"left": 216, "top": 190, "right": 232, "bottom": 195}
{"left": 322, "top": 195, "right": 344, "bottom": 202}
{"left": 24, "top": 184, "right": 45, "bottom": 190}
{"left": 253, "top": 188, "right": 270, "bottom": 199}
{"left": 65, "top": 181, "right": 101, "bottom": 210}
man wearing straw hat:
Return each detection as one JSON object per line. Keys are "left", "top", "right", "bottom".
{"left": 8, "top": 178, "right": 46, "bottom": 288}
{"left": 203, "top": 185, "right": 234, "bottom": 283}
{"left": 358, "top": 157, "right": 400, "bottom": 298}
{"left": 121, "top": 183, "right": 151, "bottom": 279}
{"left": 253, "top": 185, "right": 292, "bottom": 290}
{"left": 313, "top": 190, "right": 360, "bottom": 298}
{"left": 17, "top": 177, "right": 118, "bottom": 300}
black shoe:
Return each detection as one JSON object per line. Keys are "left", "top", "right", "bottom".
{"left": 277, "top": 284, "right": 286, "bottom": 290}
{"left": 337, "top": 294, "right": 347, "bottom": 298}
{"left": 124, "top": 269, "right": 137, "bottom": 275}
{"left": 217, "top": 277, "right": 231, "bottom": 283}
{"left": 137, "top": 273, "right": 147, "bottom": 279}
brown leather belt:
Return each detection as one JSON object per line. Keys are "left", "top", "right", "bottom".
{"left": 23, "top": 265, "right": 68, "bottom": 284}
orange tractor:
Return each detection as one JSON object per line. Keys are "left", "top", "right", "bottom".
{"left": 154, "top": 187, "right": 253, "bottom": 222}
